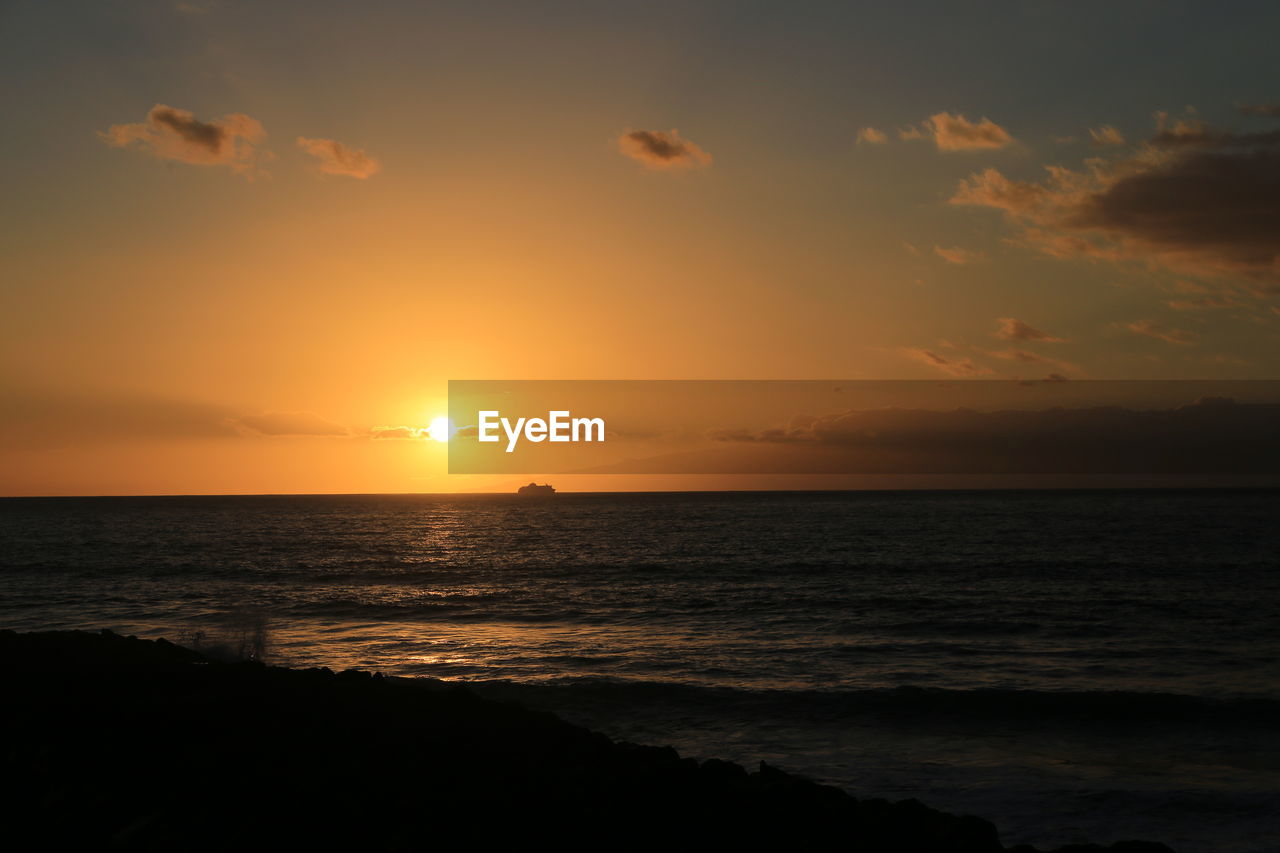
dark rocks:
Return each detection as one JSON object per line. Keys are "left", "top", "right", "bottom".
{"left": 0, "top": 630, "right": 1174, "bottom": 852}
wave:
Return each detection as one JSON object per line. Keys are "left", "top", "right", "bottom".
{"left": 460, "top": 678, "right": 1280, "bottom": 729}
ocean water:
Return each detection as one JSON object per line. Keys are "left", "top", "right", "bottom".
{"left": 1, "top": 490, "right": 1277, "bottom": 851}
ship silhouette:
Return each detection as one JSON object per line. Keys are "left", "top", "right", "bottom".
{"left": 517, "top": 482, "right": 556, "bottom": 497}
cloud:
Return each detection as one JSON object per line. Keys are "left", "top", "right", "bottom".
{"left": 893, "top": 113, "right": 1014, "bottom": 150}
{"left": 296, "top": 137, "right": 381, "bottom": 179}
{"left": 902, "top": 348, "right": 993, "bottom": 377}
{"left": 1125, "top": 320, "right": 1198, "bottom": 345}
{"left": 857, "top": 127, "right": 888, "bottom": 144}
{"left": 1239, "top": 103, "right": 1280, "bottom": 117}
{"left": 951, "top": 111, "right": 1280, "bottom": 293}
{"left": 618, "top": 129, "right": 711, "bottom": 169}
{"left": 923, "top": 112, "right": 1014, "bottom": 151}
{"left": 1166, "top": 294, "right": 1242, "bottom": 311}
{"left": 934, "top": 245, "right": 984, "bottom": 265}
{"left": 1089, "top": 125, "right": 1125, "bottom": 147}
{"left": 233, "top": 411, "right": 349, "bottom": 436}
{"left": 979, "top": 347, "right": 1078, "bottom": 374}
{"left": 369, "top": 426, "right": 426, "bottom": 440}
{"left": 698, "top": 398, "right": 1280, "bottom": 474}
{"left": 0, "top": 389, "right": 241, "bottom": 448}
{"left": 101, "top": 105, "right": 266, "bottom": 174}
{"left": 994, "top": 317, "right": 1065, "bottom": 342}
{"left": 950, "top": 167, "right": 1048, "bottom": 216}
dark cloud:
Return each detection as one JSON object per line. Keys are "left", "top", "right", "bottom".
{"left": 101, "top": 105, "right": 266, "bottom": 174}
{"left": 1238, "top": 103, "right": 1280, "bottom": 118}
{"left": 702, "top": 398, "right": 1280, "bottom": 474}
{"left": 618, "top": 129, "right": 712, "bottom": 169}
{"left": 934, "top": 245, "right": 984, "bottom": 264}
{"left": 952, "top": 110, "right": 1280, "bottom": 296}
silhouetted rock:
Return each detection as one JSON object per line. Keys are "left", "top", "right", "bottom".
{"left": 0, "top": 630, "right": 1175, "bottom": 851}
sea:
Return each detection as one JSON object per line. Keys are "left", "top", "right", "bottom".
{"left": 1, "top": 490, "right": 1277, "bottom": 852}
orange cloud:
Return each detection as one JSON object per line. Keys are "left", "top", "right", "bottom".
{"left": 1166, "top": 294, "right": 1242, "bottom": 311}
{"left": 296, "top": 137, "right": 381, "bottom": 179}
{"left": 994, "top": 317, "right": 1065, "bottom": 342}
{"left": 950, "top": 167, "right": 1047, "bottom": 216}
{"left": 618, "top": 129, "right": 711, "bottom": 169}
{"left": 979, "top": 347, "right": 1078, "bottom": 374}
{"left": 101, "top": 105, "right": 266, "bottom": 174}
{"left": 1125, "top": 320, "right": 1198, "bottom": 345}
{"left": 925, "top": 112, "right": 1014, "bottom": 151}
{"left": 857, "top": 127, "right": 888, "bottom": 144}
{"left": 1088, "top": 125, "right": 1125, "bottom": 147}
{"left": 369, "top": 426, "right": 427, "bottom": 440}
{"left": 902, "top": 347, "right": 993, "bottom": 377}
{"left": 934, "top": 245, "right": 984, "bottom": 265}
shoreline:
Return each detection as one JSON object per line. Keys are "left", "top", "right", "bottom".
{"left": 0, "top": 629, "right": 1174, "bottom": 852}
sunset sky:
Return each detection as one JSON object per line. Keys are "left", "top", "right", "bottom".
{"left": 3, "top": 0, "right": 1278, "bottom": 495}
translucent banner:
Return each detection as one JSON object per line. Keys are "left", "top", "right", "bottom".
{"left": 448, "top": 380, "right": 1280, "bottom": 476}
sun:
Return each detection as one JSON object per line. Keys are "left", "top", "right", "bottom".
{"left": 426, "top": 416, "right": 451, "bottom": 443}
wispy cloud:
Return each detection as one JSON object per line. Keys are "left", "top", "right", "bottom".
{"left": 902, "top": 347, "right": 993, "bottom": 377}
{"left": 979, "top": 346, "right": 1078, "bottom": 374}
{"left": 369, "top": 426, "right": 427, "bottom": 440}
{"left": 1166, "top": 294, "right": 1242, "bottom": 311}
{"left": 994, "top": 317, "right": 1065, "bottom": 342}
{"left": 934, "top": 245, "right": 984, "bottom": 265}
{"left": 857, "top": 127, "right": 888, "bottom": 144}
{"left": 1125, "top": 320, "right": 1198, "bottom": 345}
{"left": 1088, "top": 125, "right": 1125, "bottom": 147}
{"left": 233, "top": 411, "right": 349, "bottom": 436}
{"left": 296, "top": 137, "right": 381, "bottom": 179}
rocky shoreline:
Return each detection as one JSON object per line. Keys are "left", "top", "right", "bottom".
{"left": 0, "top": 630, "right": 1174, "bottom": 851}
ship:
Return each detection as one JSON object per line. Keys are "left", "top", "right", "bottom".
{"left": 517, "top": 482, "right": 556, "bottom": 497}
